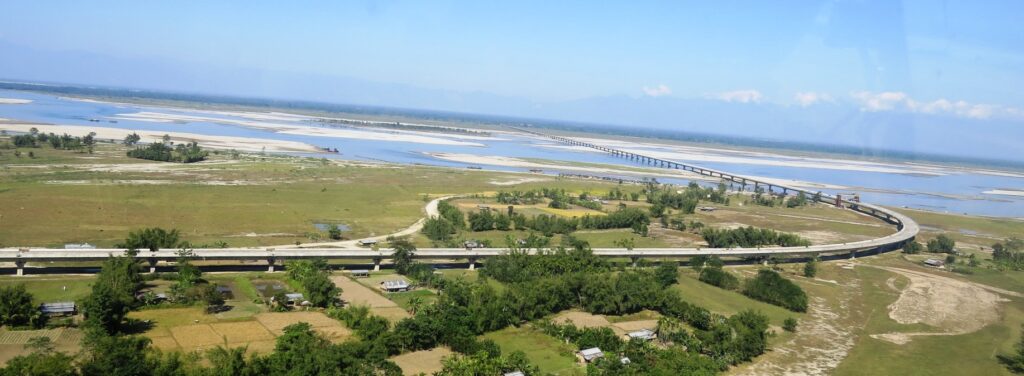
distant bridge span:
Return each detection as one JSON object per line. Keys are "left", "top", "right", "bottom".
{"left": 0, "top": 130, "right": 918, "bottom": 275}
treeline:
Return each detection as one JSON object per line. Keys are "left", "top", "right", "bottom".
{"left": 464, "top": 207, "right": 650, "bottom": 236}
{"left": 993, "top": 238, "right": 1024, "bottom": 270}
{"left": 646, "top": 182, "right": 729, "bottom": 217}
{"left": 742, "top": 269, "right": 809, "bottom": 312}
{"left": 496, "top": 188, "right": 605, "bottom": 210}
{"left": 692, "top": 255, "right": 808, "bottom": 312}
{"left": 701, "top": 226, "right": 811, "bottom": 248}
{"left": 10, "top": 129, "right": 98, "bottom": 153}
{"left": 476, "top": 245, "right": 771, "bottom": 371}
{"left": 127, "top": 141, "right": 208, "bottom": 163}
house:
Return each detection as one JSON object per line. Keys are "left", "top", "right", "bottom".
{"left": 39, "top": 302, "right": 76, "bottom": 316}
{"left": 380, "top": 280, "right": 410, "bottom": 292}
{"left": 477, "top": 204, "right": 491, "bottom": 210}
{"left": 624, "top": 329, "right": 657, "bottom": 341}
{"left": 504, "top": 372, "right": 525, "bottom": 376}
{"left": 64, "top": 243, "right": 96, "bottom": 250}
{"left": 924, "top": 259, "right": 945, "bottom": 268}
{"left": 350, "top": 269, "right": 370, "bottom": 278}
{"left": 699, "top": 206, "right": 716, "bottom": 212}
{"left": 577, "top": 347, "right": 604, "bottom": 363}
{"left": 464, "top": 240, "right": 482, "bottom": 249}
{"left": 357, "top": 239, "right": 378, "bottom": 246}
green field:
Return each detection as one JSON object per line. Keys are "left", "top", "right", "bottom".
{"left": 672, "top": 270, "right": 803, "bottom": 326}
{"left": 482, "top": 326, "right": 583, "bottom": 375}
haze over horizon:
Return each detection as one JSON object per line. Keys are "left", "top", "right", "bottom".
{"left": 2, "top": 1, "right": 1022, "bottom": 162}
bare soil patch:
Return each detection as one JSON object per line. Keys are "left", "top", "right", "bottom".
{"left": 552, "top": 310, "right": 611, "bottom": 329}
{"left": 170, "top": 324, "right": 225, "bottom": 350}
{"left": 867, "top": 266, "right": 1013, "bottom": 344}
{"left": 210, "top": 321, "right": 275, "bottom": 344}
{"left": 390, "top": 346, "right": 453, "bottom": 376}
{"left": 254, "top": 311, "right": 340, "bottom": 334}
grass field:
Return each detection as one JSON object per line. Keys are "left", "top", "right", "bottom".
{"left": 0, "top": 275, "right": 95, "bottom": 303}
{"left": 672, "top": 270, "right": 804, "bottom": 326}
{"left": 483, "top": 326, "right": 583, "bottom": 375}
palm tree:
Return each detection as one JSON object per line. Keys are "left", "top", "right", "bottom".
{"left": 407, "top": 296, "right": 423, "bottom": 315}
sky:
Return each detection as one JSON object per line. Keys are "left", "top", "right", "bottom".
{"left": 1, "top": 1, "right": 1023, "bottom": 161}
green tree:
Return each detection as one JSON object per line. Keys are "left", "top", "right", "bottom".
{"left": 79, "top": 334, "right": 152, "bottom": 376}
{"left": 927, "top": 234, "right": 956, "bottom": 253}
{"left": 0, "top": 337, "right": 77, "bottom": 376}
{"left": 803, "top": 257, "right": 818, "bottom": 278}
{"left": 327, "top": 224, "right": 343, "bottom": 240}
{"left": 999, "top": 325, "right": 1024, "bottom": 374}
{"left": 655, "top": 262, "right": 679, "bottom": 287}
{"left": 81, "top": 256, "right": 143, "bottom": 335}
{"left": 0, "top": 285, "right": 40, "bottom": 327}
{"left": 902, "top": 241, "right": 923, "bottom": 254}
{"left": 118, "top": 228, "right": 184, "bottom": 253}
{"left": 391, "top": 239, "right": 417, "bottom": 275}
{"left": 123, "top": 132, "right": 141, "bottom": 146}
{"left": 783, "top": 317, "right": 798, "bottom": 332}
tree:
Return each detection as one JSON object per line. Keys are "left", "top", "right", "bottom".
{"left": 927, "top": 234, "right": 956, "bottom": 253}
{"left": 286, "top": 259, "right": 339, "bottom": 308}
{"left": 79, "top": 333, "right": 152, "bottom": 376}
{"left": 161, "top": 134, "right": 171, "bottom": 144}
{"left": 743, "top": 269, "right": 808, "bottom": 312}
{"left": 0, "top": 285, "right": 40, "bottom": 328}
{"left": 613, "top": 237, "right": 635, "bottom": 251}
{"left": 327, "top": 224, "right": 343, "bottom": 240}
{"left": 123, "top": 132, "right": 141, "bottom": 146}
{"left": 803, "top": 257, "right": 818, "bottom": 278}
{"left": 902, "top": 241, "right": 923, "bottom": 254}
{"left": 999, "top": 325, "right": 1024, "bottom": 374}
{"left": 436, "top": 351, "right": 539, "bottom": 376}
{"left": 783, "top": 317, "right": 798, "bottom": 332}
{"left": 196, "top": 284, "right": 226, "bottom": 313}
{"left": 655, "top": 262, "right": 679, "bottom": 287}
{"left": 0, "top": 337, "right": 77, "bottom": 376}
{"left": 81, "top": 256, "right": 143, "bottom": 335}
{"left": 118, "top": 228, "right": 184, "bottom": 253}
{"left": 391, "top": 239, "right": 417, "bottom": 275}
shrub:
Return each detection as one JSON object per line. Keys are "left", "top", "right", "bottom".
{"left": 743, "top": 269, "right": 808, "bottom": 312}
{"left": 783, "top": 317, "right": 798, "bottom": 332}
{"left": 698, "top": 267, "right": 739, "bottom": 290}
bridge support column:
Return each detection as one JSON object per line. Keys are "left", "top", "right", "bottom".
{"left": 147, "top": 258, "right": 158, "bottom": 274}
{"left": 467, "top": 257, "right": 477, "bottom": 271}
{"left": 14, "top": 261, "right": 24, "bottom": 276}
{"left": 762, "top": 258, "right": 769, "bottom": 267}
{"left": 849, "top": 251, "right": 856, "bottom": 260}
{"left": 630, "top": 257, "right": 640, "bottom": 268}
{"left": 267, "top": 257, "right": 277, "bottom": 273}
{"left": 372, "top": 258, "right": 382, "bottom": 272}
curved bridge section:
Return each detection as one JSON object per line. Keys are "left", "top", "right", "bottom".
{"left": 0, "top": 131, "right": 919, "bottom": 275}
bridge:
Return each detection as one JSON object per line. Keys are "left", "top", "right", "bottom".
{"left": 0, "top": 130, "right": 919, "bottom": 276}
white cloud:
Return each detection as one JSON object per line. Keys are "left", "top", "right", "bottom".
{"left": 642, "top": 84, "right": 672, "bottom": 97}
{"left": 708, "top": 89, "right": 763, "bottom": 103}
{"left": 793, "top": 92, "right": 835, "bottom": 106}
{"left": 849, "top": 91, "right": 1021, "bottom": 120}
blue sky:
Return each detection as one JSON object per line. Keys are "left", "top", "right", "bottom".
{"left": 1, "top": 1, "right": 1022, "bottom": 160}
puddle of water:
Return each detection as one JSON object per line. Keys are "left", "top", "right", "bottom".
{"left": 313, "top": 223, "right": 351, "bottom": 231}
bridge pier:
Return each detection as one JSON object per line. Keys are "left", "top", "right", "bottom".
{"left": 467, "top": 257, "right": 477, "bottom": 271}
{"left": 14, "top": 261, "right": 24, "bottom": 276}
{"left": 267, "top": 257, "right": 277, "bottom": 273}
{"left": 147, "top": 258, "right": 158, "bottom": 274}
{"left": 849, "top": 251, "right": 857, "bottom": 259}
{"left": 372, "top": 258, "right": 382, "bottom": 272}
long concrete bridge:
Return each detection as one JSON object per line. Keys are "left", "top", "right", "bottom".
{"left": 0, "top": 130, "right": 919, "bottom": 275}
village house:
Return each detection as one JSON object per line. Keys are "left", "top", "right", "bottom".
{"left": 577, "top": 347, "right": 604, "bottom": 363}
{"left": 380, "top": 280, "right": 410, "bottom": 292}
{"left": 624, "top": 329, "right": 657, "bottom": 341}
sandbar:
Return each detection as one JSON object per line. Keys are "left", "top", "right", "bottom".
{"left": 0, "top": 123, "right": 321, "bottom": 153}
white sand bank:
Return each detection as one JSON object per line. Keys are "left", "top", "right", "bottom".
{"left": 0, "top": 98, "right": 32, "bottom": 104}
{"left": 983, "top": 189, "right": 1024, "bottom": 197}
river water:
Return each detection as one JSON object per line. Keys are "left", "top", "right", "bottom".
{"left": 1, "top": 89, "right": 1022, "bottom": 219}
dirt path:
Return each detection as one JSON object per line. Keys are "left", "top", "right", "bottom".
{"left": 281, "top": 195, "right": 457, "bottom": 249}
{"left": 866, "top": 266, "right": 1015, "bottom": 344}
